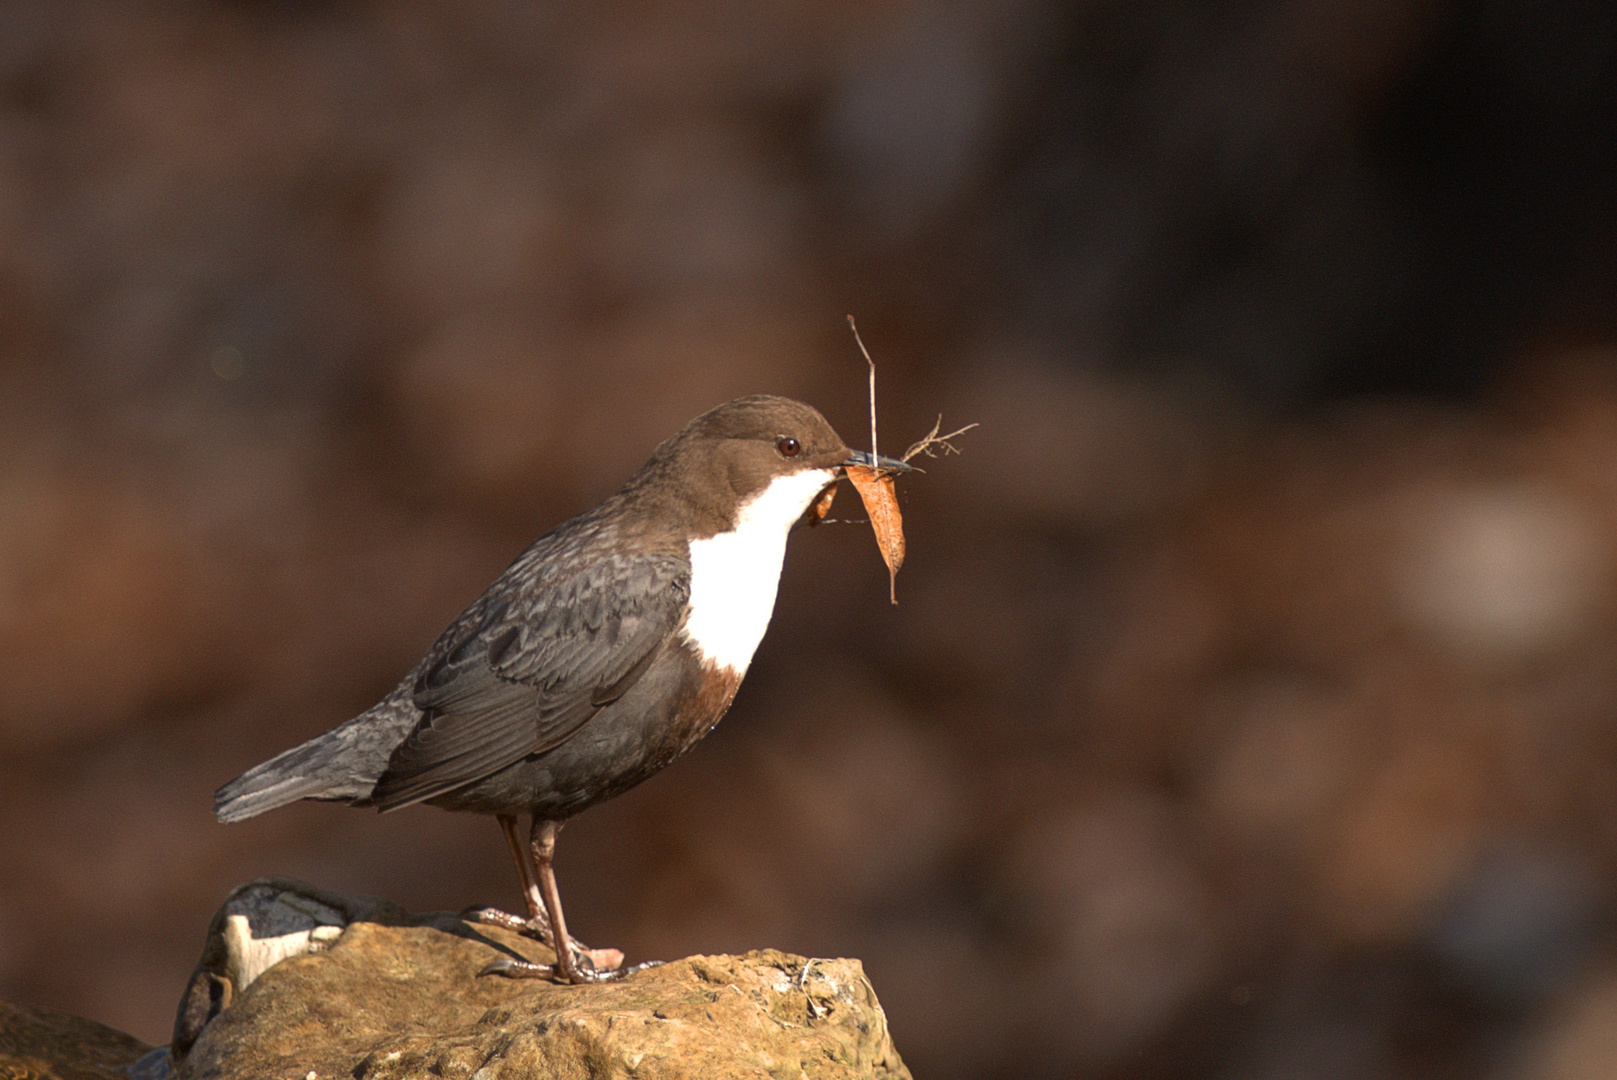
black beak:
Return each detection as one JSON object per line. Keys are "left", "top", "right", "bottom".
{"left": 843, "top": 449, "right": 913, "bottom": 473}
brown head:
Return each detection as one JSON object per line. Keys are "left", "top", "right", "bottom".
{"left": 620, "top": 396, "right": 855, "bottom": 536}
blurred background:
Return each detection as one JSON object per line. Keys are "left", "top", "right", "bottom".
{"left": 2, "top": 1, "right": 1617, "bottom": 1076}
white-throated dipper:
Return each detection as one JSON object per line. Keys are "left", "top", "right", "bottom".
{"left": 216, "top": 395, "right": 907, "bottom": 983}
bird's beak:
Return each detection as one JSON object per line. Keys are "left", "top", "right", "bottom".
{"left": 799, "top": 450, "right": 910, "bottom": 529}
{"left": 842, "top": 449, "right": 913, "bottom": 473}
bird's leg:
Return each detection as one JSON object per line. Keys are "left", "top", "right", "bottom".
{"left": 531, "top": 819, "right": 626, "bottom": 981}
{"left": 461, "top": 814, "right": 554, "bottom": 938}
{"left": 476, "top": 816, "right": 624, "bottom": 981}
{"left": 504, "top": 812, "right": 547, "bottom": 921}
{"left": 465, "top": 816, "right": 603, "bottom": 961}
{"left": 532, "top": 818, "right": 582, "bottom": 983}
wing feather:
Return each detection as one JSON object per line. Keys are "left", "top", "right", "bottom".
{"left": 369, "top": 553, "right": 689, "bottom": 811}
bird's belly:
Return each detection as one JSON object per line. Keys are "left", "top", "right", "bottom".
{"left": 426, "top": 647, "right": 742, "bottom": 819}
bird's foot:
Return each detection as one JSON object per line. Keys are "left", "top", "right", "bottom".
{"left": 461, "top": 905, "right": 546, "bottom": 936}
{"left": 479, "top": 945, "right": 628, "bottom": 982}
{"left": 463, "top": 906, "right": 625, "bottom": 982}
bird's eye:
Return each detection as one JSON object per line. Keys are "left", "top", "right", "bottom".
{"left": 776, "top": 437, "right": 801, "bottom": 457}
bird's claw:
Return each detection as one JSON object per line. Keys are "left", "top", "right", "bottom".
{"left": 478, "top": 956, "right": 558, "bottom": 979}
{"left": 479, "top": 945, "right": 627, "bottom": 982}
{"left": 464, "top": 907, "right": 626, "bottom": 983}
{"left": 461, "top": 905, "right": 547, "bottom": 936}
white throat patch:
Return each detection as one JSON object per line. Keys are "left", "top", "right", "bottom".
{"left": 682, "top": 467, "right": 838, "bottom": 674}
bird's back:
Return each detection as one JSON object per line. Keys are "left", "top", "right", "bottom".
{"left": 214, "top": 499, "right": 690, "bottom": 823}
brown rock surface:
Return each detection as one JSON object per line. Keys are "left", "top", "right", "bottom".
{"left": 176, "top": 879, "right": 909, "bottom": 1079}
{"left": 0, "top": 997, "right": 152, "bottom": 1080}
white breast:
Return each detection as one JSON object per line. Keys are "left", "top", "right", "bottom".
{"left": 682, "top": 467, "right": 838, "bottom": 674}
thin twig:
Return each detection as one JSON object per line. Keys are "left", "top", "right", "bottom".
{"left": 846, "top": 315, "right": 877, "bottom": 463}
{"left": 902, "top": 416, "right": 979, "bottom": 465}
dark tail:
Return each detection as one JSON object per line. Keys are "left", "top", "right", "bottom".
{"left": 215, "top": 694, "right": 421, "bottom": 822}
{"left": 215, "top": 732, "right": 368, "bottom": 822}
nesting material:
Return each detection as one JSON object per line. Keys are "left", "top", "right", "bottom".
{"left": 845, "top": 465, "right": 906, "bottom": 604}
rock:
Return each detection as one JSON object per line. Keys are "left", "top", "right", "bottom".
{"left": 175, "top": 878, "right": 910, "bottom": 1079}
{"left": 0, "top": 996, "right": 153, "bottom": 1080}
{"left": 171, "top": 877, "right": 417, "bottom": 1060}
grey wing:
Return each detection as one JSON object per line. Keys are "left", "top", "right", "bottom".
{"left": 368, "top": 553, "right": 690, "bottom": 812}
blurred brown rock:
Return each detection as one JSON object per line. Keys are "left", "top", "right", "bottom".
{"left": 0, "top": 997, "right": 152, "bottom": 1080}
{"left": 1511, "top": 964, "right": 1617, "bottom": 1080}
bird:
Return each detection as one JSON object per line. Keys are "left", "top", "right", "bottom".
{"left": 215, "top": 395, "right": 906, "bottom": 983}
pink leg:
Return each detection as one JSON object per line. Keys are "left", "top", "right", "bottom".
{"left": 530, "top": 818, "right": 581, "bottom": 984}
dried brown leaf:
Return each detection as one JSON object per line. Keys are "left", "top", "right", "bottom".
{"left": 844, "top": 464, "right": 905, "bottom": 604}
{"left": 805, "top": 484, "right": 837, "bottom": 526}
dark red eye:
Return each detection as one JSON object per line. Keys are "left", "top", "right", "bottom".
{"left": 776, "top": 437, "right": 801, "bottom": 457}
